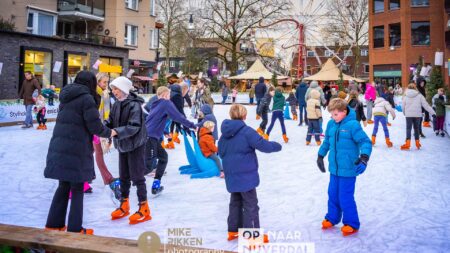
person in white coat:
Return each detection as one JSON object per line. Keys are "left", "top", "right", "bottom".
{"left": 400, "top": 83, "right": 436, "bottom": 150}
{"left": 371, "top": 96, "right": 396, "bottom": 147}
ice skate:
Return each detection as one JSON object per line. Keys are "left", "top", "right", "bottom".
{"left": 256, "top": 128, "right": 264, "bottom": 136}
{"left": 111, "top": 198, "right": 130, "bottom": 220}
{"left": 129, "top": 201, "right": 151, "bottom": 225}
{"left": 401, "top": 140, "right": 411, "bottom": 150}
{"left": 322, "top": 219, "right": 334, "bottom": 229}
{"left": 151, "top": 179, "right": 164, "bottom": 196}
{"left": 282, "top": 134, "right": 289, "bottom": 143}
{"left": 415, "top": 140, "right": 421, "bottom": 150}
{"left": 385, "top": 138, "right": 393, "bottom": 148}
{"left": 341, "top": 225, "right": 358, "bottom": 236}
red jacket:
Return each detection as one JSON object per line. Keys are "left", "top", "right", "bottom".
{"left": 199, "top": 127, "right": 217, "bottom": 157}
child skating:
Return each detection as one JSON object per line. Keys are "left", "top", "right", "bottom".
{"left": 371, "top": 96, "right": 396, "bottom": 147}
{"left": 306, "top": 90, "right": 322, "bottom": 145}
{"left": 34, "top": 95, "right": 47, "bottom": 130}
{"left": 266, "top": 87, "right": 289, "bottom": 143}
{"left": 107, "top": 76, "right": 150, "bottom": 225}
{"left": 317, "top": 98, "right": 372, "bottom": 236}
{"left": 199, "top": 121, "right": 224, "bottom": 178}
{"left": 218, "top": 104, "right": 282, "bottom": 242}
{"left": 434, "top": 90, "right": 447, "bottom": 137}
{"left": 256, "top": 87, "right": 275, "bottom": 139}
{"left": 286, "top": 91, "right": 298, "bottom": 121}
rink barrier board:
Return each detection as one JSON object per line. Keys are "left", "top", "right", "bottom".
{"left": 0, "top": 224, "right": 235, "bottom": 253}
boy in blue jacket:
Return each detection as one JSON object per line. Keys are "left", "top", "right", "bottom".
{"left": 145, "top": 86, "right": 196, "bottom": 195}
{"left": 317, "top": 98, "right": 372, "bottom": 236}
{"left": 218, "top": 104, "right": 282, "bottom": 242}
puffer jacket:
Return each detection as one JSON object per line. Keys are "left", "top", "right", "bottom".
{"left": 365, "top": 84, "right": 376, "bottom": 101}
{"left": 373, "top": 97, "right": 396, "bottom": 118}
{"left": 306, "top": 89, "right": 322, "bottom": 119}
{"left": 318, "top": 107, "right": 372, "bottom": 177}
{"left": 170, "top": 84, "right": 185, "bottom": 116}
{"left": 402, "top": 89, "right": 435, "bottom": 118}
{"left": 198, "top": 127, "right": 217, "bottom": 157}
{"left": 434, "top": 96, "right": 447, "bottom": 117}
{"left": 106, "top": 92, "right": 147, "bottom": 153}
{"left": 272, "top": 90, "right": 285, "bottom": 111}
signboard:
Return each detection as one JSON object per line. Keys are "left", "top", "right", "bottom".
{"left": 0, "top": 100, "right": 60, "bottom": 124}
{"left": 445, "top": 106, "right": 450, "bottom": 135}
{"left": 99, "top": 63, "right": 122, "bottom": 73}
{"left": 373, "top": 70, "right": 402, "bottom": 77}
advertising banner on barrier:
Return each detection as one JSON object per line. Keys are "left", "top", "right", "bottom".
{"left": 0, "top": 100, "right": 60, "bottom": 124}
{"left": 445, "top": 106, "right": 450, "bottom": 135}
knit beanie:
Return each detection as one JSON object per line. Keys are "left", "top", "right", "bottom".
{"left": 110, "top": 76, "right": 132, "bottom": 95}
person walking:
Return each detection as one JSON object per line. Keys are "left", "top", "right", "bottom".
{"left": 19, "top": 71, "right": 41, "bottom": 128}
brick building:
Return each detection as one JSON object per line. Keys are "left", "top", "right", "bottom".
{"left": 369, "top": 0, "right": 449, "bottom": 88}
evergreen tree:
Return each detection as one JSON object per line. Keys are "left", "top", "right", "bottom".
{"left": 157, "top": 66, "right": 167, "bottom": 88}
{"left": 271, "top": 72, "right": 278, "bottom": 87}
{"left": 337, "top": 69, "right": 344, "bottom": 91}
{"left": 426, "top": 66, "right": 444, "bottom": 103}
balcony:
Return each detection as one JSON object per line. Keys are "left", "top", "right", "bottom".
{"left": 63, "top": 33, "right": 116, "bottom": 46}
{"left": 58, "top": 0, "right": 105, "bottom": 21}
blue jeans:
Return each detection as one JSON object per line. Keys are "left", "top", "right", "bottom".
{"left": 25, "top": 105, "right": 33, "bottom": 126}
{"left": 299, "top": 104, "right": 308, "bottom": 125}
{"left": 325, "top": 174, "right": 360, "bottom": 229}
{"left": 306, "top": 119, "right": 320, "bottom": 142}
{"left": 249, "top": 97, "right": 254, "bottom": 104}
{"left": 222, "top": 96, "right": 227, "bottom": 104}
{"left": 319, "top": 118, "right": 323, "bottom": 134}
{"left": 266, "top": 111, "right": 286, "bottom": 135}
{"left": 372, "top": 115, "right": 389, "bottom": 138}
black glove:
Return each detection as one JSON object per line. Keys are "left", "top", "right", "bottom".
{"left": 317, "top": 155, "right": 326, "bottom": 173}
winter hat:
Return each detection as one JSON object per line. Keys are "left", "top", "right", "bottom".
{"left": 110, "top": 76, "right": 132, "bottom": 95}
{"left": 338, "top": 91, "right": 347, "bottom": 99}
{"left": 259, "top": 76, "right": 265, "bottom": 83}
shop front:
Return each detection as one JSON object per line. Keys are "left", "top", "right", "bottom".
{"left": 64, "top": 52, "right": 89, "bottom": 85}
{"left": 19, "top": 47, "right": 53, "bottom": 90}
{"left": 373, "top": 64, "right": 402, "bottom": 88}
{"left": 100, "top": 57, "right": 123, "bottom": 80}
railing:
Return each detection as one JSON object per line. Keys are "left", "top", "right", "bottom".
{"left": 63, "top": 33, "right": 116, "bottom": 46}
{"left": 58, "top": 0, "right": 105, "bottom": 17}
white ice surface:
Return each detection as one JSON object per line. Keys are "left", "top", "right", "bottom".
{"left": 0, "top": 105, "right": 450, "bottom": 253}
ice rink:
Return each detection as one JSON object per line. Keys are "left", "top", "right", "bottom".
{"left": 0, "top": 104, "right": 449, "bottom": 253}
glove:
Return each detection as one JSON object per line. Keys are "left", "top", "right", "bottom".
{"left": 317, "top": 155, "right": 326, "bottom": 173}
{"left": 354, "top": 154, "right": 369, "bottom": 175}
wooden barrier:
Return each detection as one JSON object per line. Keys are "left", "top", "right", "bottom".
{"left": 0, "top": 224, "right": 235, "bottom": 253}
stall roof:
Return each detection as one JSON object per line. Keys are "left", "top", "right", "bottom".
{"left": 304, "top": 59, "right": 365, "bottom": 82}
{"left": 228, "top": 59, "right": 288, "bottom": 80}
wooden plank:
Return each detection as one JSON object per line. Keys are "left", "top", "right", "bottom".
{"left": 0, "top": 224, "right": 235, "bottom": 253}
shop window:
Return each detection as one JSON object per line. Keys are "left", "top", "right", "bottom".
{"left": 66, "top": 53, "right": 89, "bottom": 84}
{"left": 373, "top": 0, "right": 384, "bottom": 13}
{"left": 27, "top": 9, "right": 57, "bottom": 36}
{"left": 411, "top": 0, "right": 429, "bottom": 7}
{"left": 389, "top": 23, "right": 401, "bottom": 47}
{"left": 99, "top": 57, "right": 123, "bottom": 80}
{"left": 389, "top": 0, "right": 400, "bottom": 10}
{"left": 411, "top": 21, "right": 430, "bottom": 46}
{"left": 125, "top": 0, "right": 138, "bottom": 10}
{"left": 24, "top": 50, "right": 52, "bottom": 87}
{"left": 373, "top": 25, "right": 385, "bottom": 48}
{"left": 125, "top": 24, "right": 138, "bottom": 46}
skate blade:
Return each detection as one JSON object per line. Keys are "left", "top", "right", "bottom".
{"left": 129, "top": 215, "right": 152, "bottom": 225}
{"left": 111, "top": 212, "right": 130, "bottom": 220}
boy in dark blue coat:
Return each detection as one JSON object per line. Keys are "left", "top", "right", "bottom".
{"left": 317, "top": 98, "right": 372, "bottom": 236}
{"left": 218, "top": 104, "right": 282, "bottom": 242}
{"left": 295, "top": 81, "right": 308, "bottom": 126}
{"left": 145, "top": 86, "right": 195, "bottom": 195}
{"left": 196, "top": 104, "right": 218, "bottom": 140}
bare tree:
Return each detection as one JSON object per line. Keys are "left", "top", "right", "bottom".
{"left": 199, "top": 0, "right": 291, "bottom": 76}
{"left": 324, "top": 0, "right": 369, "bottom": 76}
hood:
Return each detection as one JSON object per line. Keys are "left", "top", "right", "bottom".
{"left": 220, "top": 119, "right": 246, "bottom": 138}
{"left": 122, "top": 91, "right": 145, "bottom": 106}
{"left": 59, "top": 83, "right": 91, "bottom": 103}
{"left": 374, "top": 97, "right": 386, "bottom": 105}
{"left": 405, "top": 89, "right": 420, "bottom": 98}
{"left": 310, "top": 89, "right": 321, "bottom": 99}
{"left": 170, "top": 84, "right": 182, "bottom": 98}
{"left": 310, "top": 81, "right": 319, "bottom": 88}
{"left": 274, "top": 90, "right": 284, "bottom": 98}
{"left": 199, "top": 127, "right": 212, "bottom": 137}
{"left": 200, "top": 104, "right": 212, "bottom": 115}
{"left": 259, "top": 76, "right": 265, "bottom": 83}
{"left": 341, "top": 106, "right": 357, "bottom": 123}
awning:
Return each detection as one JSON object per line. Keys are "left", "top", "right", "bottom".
{"left": 374, "top": 70, "right": 402, "bottom": 77}
{"left": 133, "top": 76, "right": 153, "bottom": 81}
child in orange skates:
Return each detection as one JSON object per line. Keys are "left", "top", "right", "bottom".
{"left": 199, "top": 121, "right": 224, "bottom": 177}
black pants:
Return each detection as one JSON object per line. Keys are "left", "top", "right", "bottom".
{"left": 423, "top": 108, "right": 430, "bottom": 122}
{"left": 306, "top": 119, "right": 321, "bottom": 142}
{"left": 228, "top": 189, "right": 260, "bottom": 232}
{"left": 46, "top": 181, "right": 84, "bottom": 232}
{"left": 170, "top": 121, "right": 181, "bottom": 136}
{"left": 406, "top": 117, "right": 421, "bottom": 140}
{"left": 144, "top": 138, "right": 157, "bottom": 175}
{"left": 119, "top": 144, "right": 147, "bottom": 202}
{"left": 37, "top": 110, "right": 46, "bottom": 125}
{"left": 148, "top": 137, "right": 168, "bottom": 181}
{"left": 259, "top": 112, "right": 268, "bottom": 131}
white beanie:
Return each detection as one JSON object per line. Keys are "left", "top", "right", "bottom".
{"left": 110, "top": 76, "right": 132, "bottom": 95}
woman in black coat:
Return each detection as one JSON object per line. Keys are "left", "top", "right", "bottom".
{"left": 44, "top": 71, "right": 116, "bottom": 234}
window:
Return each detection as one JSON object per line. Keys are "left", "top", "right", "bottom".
{"left": 179, "top": 60, "right": 184, "bottom": 67}
{"left": 325, "top": 50, "right": 334, "bottom": 57}
{"left": 125, "top": 24, "right": 138, "bottom": 46}
{"left": 125, "top": 0, "right": 138, "bottom": 10}
{"left": 23, "top": 50, "right": 52, "bottom": 87}
{"left": 99, "top": 57, "right": 123, "bottom": 79}
{"left": 411, "top": 0, "right": 429, "bottom": 7}
{"left": 170, "top": 61, "right": 175, "bottom": 68}
{"left": 373, "top": 25, "right": 385, "bottom": 48}
{"left": 411, "top": 21, "right": 430, "bottom": 46}
{"left": 389, "top": 0, "right": 400, "bottom": 10}
{"left": 27, "top": 9, "right": 57, "bottom": 36}
{"left": 307, "top": 50, "right": 316, "bottom": 57}
{"left": 149, "top": 29, "right": 158, "bottom": 49}
{"left": 66, "top": 53, "right": 89, "bottom": 85}
{"left": 150, "top": 0, "right": 156, "bottom": 16}
{"left": 389, "top": 23, "right": 401, "bottom": 47}
{"left": 361, "top": 49, "right": 369, "bottom": 56}
{"left": 344, "top": 50, "right": 353, "bottom": 57}
{"left": 373, "top": 0, "right": 384, "bottom": 13}
{"left": 364, "top": 64, "right": 370, "bottom": 73}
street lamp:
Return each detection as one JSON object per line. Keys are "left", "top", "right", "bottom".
{"left": 188, "top": 14, "right": 194, "bottom": 31}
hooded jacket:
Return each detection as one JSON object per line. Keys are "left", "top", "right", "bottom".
{"left": 272, "top": 90, "right": 285, "bottom": 111}
{"left": 218, "top": 120, "right": 282, "bottom": 192}
{"left": 402, "top": 89, "right": 435, "bottom": 118}
{"left": 257, "top": 93, "right": 272, "bottom": 115}
{"left": 106, "top": 92, "right": 147, "bottom": 153}
{"left": 44, "top": 83, "right": 112, "bottom": 183}
{"left": 196, "top": 104, "right": 218, "bottom": 140}
{"left": 364, "top": 84, "right": 376, "bottom": 101}
{"left": 348, "top": 97, "right": 366, "bottom": 122}
{"left": 305, "top": 81, "right": 325, "bottom": 104}
{"left": 306, "top": 89, "right": 322, "bottom": 119}
{"left": 255, "top": 79, "right": 267, "bottom": 99}
{"left": 295, "top": 83, "right": 308, "bottom": 106}
{"left": 170, "top": 84, "right": 185, "bottom": 116}
{"left": 199, "top": 127, "right": 217, "bottom": 157}
{"left": 373, "top": 97, "right": 396, "bottom": 118}
{"left": 286, "top": 93, "right": 298, "bottom": 108}
{"left": 434, "top": 96, "right": 447, "bottom": 117}
{"left": 318, "top": 107, "right": 372, "bottom": 177}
